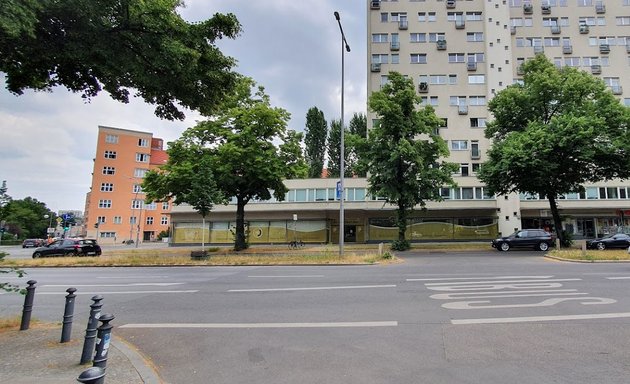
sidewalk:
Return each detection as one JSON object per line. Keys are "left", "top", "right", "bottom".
{"left": 0, "top": 324, "right": 162, "bottom": 383}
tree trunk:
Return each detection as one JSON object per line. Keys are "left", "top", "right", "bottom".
{"left": 397, "top": 202, "right": 407, "bottom": 242}
{"left": 234, "top": 197, "right": 247, "bottom": 251}
{"left": 547, "top": 194, "right": 564, "bottom": 247}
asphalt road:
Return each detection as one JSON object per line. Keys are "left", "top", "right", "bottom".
{"left": 2, "top": 250, "right": 630, "bottom": 383}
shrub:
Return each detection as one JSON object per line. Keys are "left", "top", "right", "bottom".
{"left": 391, "top": 239, "right": 410, "bottom": 251}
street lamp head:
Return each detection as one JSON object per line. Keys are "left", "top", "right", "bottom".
{"left": 44, "top": 214, "right": 49, "bottom": 219}
{"left": 345, "top": 44, "right": 351, "bottom": 52}
{"left": 334, "top": 11, "right": 340, "bottom": 21}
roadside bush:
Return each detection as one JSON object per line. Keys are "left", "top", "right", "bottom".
{"left": 391, "top": 239, "right": 410, "bottom": 251}
{"left": 560, "top": 230, "right": 573, "bottom": 248}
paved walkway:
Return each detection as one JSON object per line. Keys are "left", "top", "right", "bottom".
{"left": 0, "top": 324, "right": 162, "bottom": 383}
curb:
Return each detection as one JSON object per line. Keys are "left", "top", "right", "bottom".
{"left": 112, "top": 336, "right": 163, "bottom": 384}
{"left": 544, "top": 255, "right": 630, "bottom": 263}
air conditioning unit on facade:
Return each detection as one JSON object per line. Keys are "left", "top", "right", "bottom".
{"left": 591, "top": 64, "right": 602, "bottom": 74}
{"left": 418, "top": 82, "right": 429, "bottom": 93}
{"left": 563, "top": 45, "right": 573, "bottom": 54}
{"left": 467, "top": 62, "right": 477, "bottom": 71}
{"left": 371, "top": 1, "right": 381, "bottom": 10}
{"left": 437, "top": 39, "right": 447, "bottom": 50}
{"left": 523, "top": 3, "right": 533, "bottom": 14}
{"left": 541, "top": 4, "right": 551, "bottom": 14}
{"left": 371, "top": 63, "right": 381, "bottom": 72}
{"left": 446, "top": 0, "right": 456, "bottom": 9}
{"left": 599, "top": 44, "right": 610, "bottom": 53}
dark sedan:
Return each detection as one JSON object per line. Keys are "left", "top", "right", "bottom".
{"left": 32, "top": 238, "right": 102, "bottom": 258}
{"left": 491, "top": 229, "right": 555, "bottom": 252}
{"left": 586, "top": 233, "right": 630, "bottom": 250}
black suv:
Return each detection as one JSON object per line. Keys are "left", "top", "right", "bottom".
{"left": 491, "top": 229, "right": 555, "bottom": 252}
{"left": 32, "top": 238, "right": 102, "bottom": 258}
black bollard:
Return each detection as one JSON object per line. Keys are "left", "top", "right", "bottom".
{"left": 77, "top": 366, "right": 106, "bottom": 384}
{"left": 93, "top": 313, "right": 115, "bottom": 371}
{"left": 80, "top": 295, "right": 104, "bottom": 364}
{"left": 20, "top": 280, "right": 37, "bottom": 331}
{"left": 60, "top": 287, "right": 77, "bottom": 343}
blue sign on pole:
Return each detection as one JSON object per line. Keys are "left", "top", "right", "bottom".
{"left": 336, "top": 181, "right": 342, "bottom": 199}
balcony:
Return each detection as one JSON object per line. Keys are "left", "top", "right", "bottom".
{"left": 390, "top": 41, "right": 400, "bottom": 51}
{"left": 370, "top": 0, "right": 380, "bottom": 10}
{"left": 455, "top": 19, "right": 465, "bottom": 29}
{"left": 551, "top": 25, "right": 561, "bottom": 34}
{"left": 458, "top": 105, "right": 469, "bottom": 115}
{"left": 437, "top": 39, "right": 447, "bottom": 50}
{"left": 467, "top": 62, "right": 477, "bottom": 71}
{"left": 595, "top": 2, "right": 606, "bottom": 14}
{"left": 591, "top": 65, "right": 601, "bottom": 74}
{"left": 418, "top": 82, "right": 429, "bottom": 93}
{"left": 599, "top": 44, "right": 610, "bottom": 54}
{"left": 563, "top": 45, "right": 573, "bottom": 54}
{"left": 611, "top": 85, "right": 623, "bottom": 95}
{"left": 511, "top": 26, "right": 517, "bottom": 35}
{"left": 523, "top": 3, "right": 533, "bottom": 14}
{"left": 541, "top": 4, "right": 551, "bottom": 14}
{"left": 446, "top": 0, "right": 456, "bottom": 9}
{"left": 398, "top": 20, "right": 408, "bottom": 30}
{"left": 371, "top": 63, "right": 381, "bottom": 72}
{"left": 579, "top": 24, "right": 589, "bottom": 34}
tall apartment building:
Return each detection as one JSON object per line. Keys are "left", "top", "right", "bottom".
{"left": 368, "top": 0, "right": 630, "bottom": 238}
{"left": 84, "top": 126, "right": 171, "bottom": 244}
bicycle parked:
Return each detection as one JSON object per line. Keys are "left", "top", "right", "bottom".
{"left": 288, "top": 240, "right": 305, "bottom": 249}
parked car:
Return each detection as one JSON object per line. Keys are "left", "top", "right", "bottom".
{"left": 586, "top": 233, "right": 630, "bottom": 250}
{"left": 491, "top": 229, "right": 555, "bottom": 252}
{"left": 32, "top": 238, "right": 102, "bottom": 258}
{"left": 22, "top": 238, "right": 44, "bottom": 248}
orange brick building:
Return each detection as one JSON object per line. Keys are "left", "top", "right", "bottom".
{"left": 84, "top": 126, "right": 171, "bottom": 244}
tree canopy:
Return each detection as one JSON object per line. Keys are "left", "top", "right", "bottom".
{"left": 479, "top": 54, "right": 630, "bottom": 245}
{"left": 0, "top": 0, "right": 241, "bottom": 120}
{"left": 346, "top": 112, "right": 367, "bottom": 177}
{"left": 357, "top": 72, "right": 457, "bottom": 250}
{"left": 304, "top": 107, "right": 328, "bottom": 178}
{"left": 326, "top": 119, "right": 344, "bottom": 178}
{"left": 145, "top": 77, "right": 308, "bottom": 250}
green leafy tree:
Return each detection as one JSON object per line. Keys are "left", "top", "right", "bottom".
{"left": 356, "top": 72, "right": 457, "bottom": 250}
{"left": 346, "top": 112, "right": 367, "bottom": 177}
{"left": 161, "top": 77, "right": 308, "bottom": 251}
{"left": 479, "top": 54, "right": 630, "bottom": 246}
{"left": 2, "top": 197, "right": 53, "bottom": 239}
{"left": 0, "top": 0, "right": 241, "bottom": 120}
{"left": 326, "top": 119, "right": 345, "bottom": 178}
{"left": 304, "top": 107, "right": 328, "bottom": 178}
{"left": 143, "top": 151, "right": 225, "bottom": 251}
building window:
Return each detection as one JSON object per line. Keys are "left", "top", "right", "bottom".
{"left": 138, "top": 138, "right": 149, "bottom": 147}
{"left": 113, "top": 216, "right": 122, "bottom": 224}
{"left": 461, "top": 164, "right": 470, "bottom": 176}
{"left": 410, "top": 33, "right": 426, "bottom": 43}
{"left": 468, "top": 75, "right": 486, "bottom": 84}
{"left": 98, "top": 200, "right": 112, "bottom": 208}
{"left": 131, "top": 200, "right": 143, "bottom": 209}
{"left": 468, "top": 96, "right": 487, "bottom": 106}
{"left": 411, "top": 54, "right": 427, "bottom": 64}
{"left": 136, "top": 153, "right": 150, "bottom": 163}
{"left": 134, "top": 168, "right": 148, "bottom": 178}
{"left": 391, "top": 54, "right": 399, "bottom": 64}
{"left": 451, "top": 140, "right": 469, "bottom": 150}
{"left": 133, "top": 184, "right": 143, "bottom": 194}
{"left": 466, "top": 12, "right": 483, "bottom": 21}
{"left": 105, "top": 134, "right": 118, "bottom": 144}
{"left": 372, "top": 33, "right": 389, "bottom": 43}
{"left": 448, "top": 53, "right": 465, "bottom": 63}
{"left": 100, "top": 232, "right": 116, "bottom": 238}
{"left": 466, "top": 32, "right": 484, "bottom": 42}
{"left": 471, "top": 141, "right": 480, "bottom": 158}
{"left": 100, "top": 183, "right": 114, "bottom": 192}
{"left": 146, "top": 216, "right": 154, "bottom": 225}
{"left": 162, "top": 202, "right": 169, "bottom": 210}
{"left": 130, "top": 216, "right": 137, "bottom": 225}
{"left": 428, "top": 33, "right": 446, "bottom": 43}
{"left": 145, "top": 202, "right": 157, "bottom": 210}
{"left": 371, "top": 54, "right": 389, "bottom": 64}
{"left": 472, "top": 163, "right": 481, "bottom": 173}
{"left": 161, "top": 216, "right": 169, "bottom": 225}
{"left": 450, "top": 96, "right": 467, "bottom": 106}
{"left": 97, "top": 216, "right": 106, "bottom": 224}
{"left": 470, "top": 118, "right": 487, "bottom": 128}
{"left": 104, "top": 150, "right": 117, "bottom": 159}
{"left": 102, "top": 166, "right": 115, "bottom": 175}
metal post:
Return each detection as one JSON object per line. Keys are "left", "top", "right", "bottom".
{"left": 81, "top": 295, "right": 104, "bottom": 364}
{"left": 77, "top": 366, "right": 106, "bottom": 384}
{"left": 20, "top": 280, "right": 37, "bottom": 330}
{"left": 334, "top": 11, "right": 350, "bottom": 257}
{"left": 93, "top": 313, "right": 115, "bottom": 371}
{"left": 61, "top": 287, "right": 77, "bottom": 343}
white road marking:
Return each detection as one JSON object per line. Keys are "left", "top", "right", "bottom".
{"left": 424, "top": 278, "right": 581, "bottom": 286}
{"left": 443, "top": 297, "right": 616, "bottom": 309}
{"left": 36, "top": 290, "right": 198, "bottom": 295}
{"left": 606, "top": 277, "right": 630, "bottom": 280}
{"left": 247, "top": 275, "right": 324, "bottom": 278}
{"left": 407, "top": 276, "right": 554, "bottom": 282}
{"left": 120, "top": 321, "right": 398, "bottom": 329}
{"left": 430, "top": 291, "right": 586, "bottom": 300}
{"left": 41, "top": 283, "right": 184, "bottom": 287}
{"left": 228, "top": 284, "right": 396, "bottom": 293}
{"left": 452, "top": 312, "right": 630, "bottom": 325}
{"left": 96, "top": 276, "right": 170, "bottom": 279}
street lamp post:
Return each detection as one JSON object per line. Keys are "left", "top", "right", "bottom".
{"left": 44, "top": 214, "right": 53, "bottom": 241}
{"left": 334, "top": 11, "right": 350, "bottom": 257}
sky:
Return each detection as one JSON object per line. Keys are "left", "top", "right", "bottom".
{"left": 0, "top": 0, "right": 367, "bottom": 213}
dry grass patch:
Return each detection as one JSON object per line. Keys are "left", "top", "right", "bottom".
{"left": 547, "top": 249, "right": 630, "bottom": 261}
{"left": 0, "top": 316, "right": 50, "bottom": 333}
